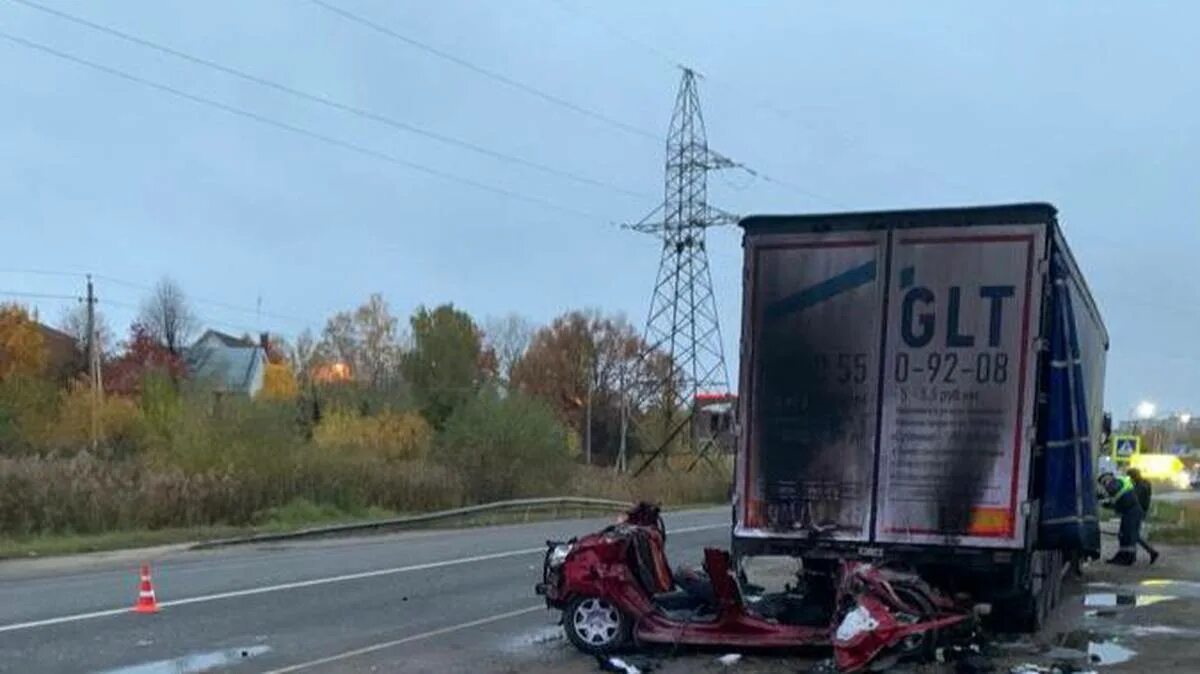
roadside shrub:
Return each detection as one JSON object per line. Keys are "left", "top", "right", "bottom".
{"left": 0, "top": 375, "right": 59, "bottom": 454}
{"left": 571, "top": 459, "right": 732, "bottom": 506}
{"left": 147, "top": 396, "right": 301, "bottom": 473}
{"left": 259, "top": 362, "right": 299, "bottom": 401}
{"left": 0, "top": 452, "right": 465, "bottom": 537}
{"left": 314, "top": 410, "right": 431, "bottom": 461}
{"left": 438, "top": 391, "right": 572, "bottom": 502}
{"left": 45, "top": 381, "right": 147, "bottom": 457}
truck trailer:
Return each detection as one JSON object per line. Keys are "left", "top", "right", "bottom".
{"left": 732, "top": 203, "right": 1108, "bottom": 630}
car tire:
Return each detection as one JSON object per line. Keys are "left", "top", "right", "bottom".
{"left": 563, "top": 596, "right": 632, "bottom": 655}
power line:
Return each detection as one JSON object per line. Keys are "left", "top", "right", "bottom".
{"left": 307, "top": 0, "right": 662, "bottom": 143}
{"left": 0, "top": 281, "right": 304, "bottom": 337}
{"left": 0, "top": 29, "right": 611, "bottom": 226}
{"left": 550, "top": 1, "right": 849, "bottom": 209}
{"left": 554, "top": 1, "right": 975, "bottom": 202}
{"left": 549, "top": 0, "right": 685, "bottom": 71}
{"left": 728, "top": 161, "right": 851, "bottom": 210}
{"left": 0, "top": 289, "right": 80, "bottom": 301}
{"left": 0, "top": 269, "right": 318, "bottom": 327}
{"left": 0, "top": 267, "right": 86, "bottom": 279}
{"left": 6, "top": 0, "right": 652, "bottom": 200}
{"left": 91, "top": 274, "right": 313, "bottom": 326}
{"left": 100, "top": 297, "right": 297, "bottom": 339}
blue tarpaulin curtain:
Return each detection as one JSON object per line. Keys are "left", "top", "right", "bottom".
{"left": 1038, "top": 248, "right": 1101, "bottom": 556}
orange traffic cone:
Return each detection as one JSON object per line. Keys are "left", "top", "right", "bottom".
{"left": 133, "top": 563, "right": 160, "bottom": 614}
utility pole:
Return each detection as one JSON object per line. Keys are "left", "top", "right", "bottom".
{"left": 584, "top": 356, "right": 594, "bottom": 466}
{"left": 617, "top": 363, "right": 629, "bottom": 473}
{"left": 85, "top": 274, "right": 99, "bottom": 451}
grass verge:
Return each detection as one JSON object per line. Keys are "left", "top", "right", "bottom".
{"left": 1149, "top": 500, "right": 1200, "bottom": 545}
{"left": 0, "top": 498, "right": 396, "bottom": 559}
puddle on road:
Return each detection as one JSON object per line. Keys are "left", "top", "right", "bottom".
{"left": 1054, "top": 630, "right": 1138, "bottom": 667}
{"left": 1124, "top": 624, "right": 1200, "bottom": 637}
{"left": 1088, "top": 639, "right": 1137, "bottom": 665}
{"left": 98, "top": 645, "right": 271, "bottom": 674}
{"left": 1083, "top": 592, "right": 1175, "bottom": 608}
{"left": 1140, "top": 579, "right": 1200, "bottom": 598}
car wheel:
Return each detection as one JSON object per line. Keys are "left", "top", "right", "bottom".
{"left": 563, "top": 596, "right": 631, "bottom": 654}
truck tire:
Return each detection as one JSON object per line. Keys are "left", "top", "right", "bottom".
{"left": 995, "top": 593, "right": 1042, "bottom": 633}
{"left": 996, "top": 549, "right": 1060, "bottom": 633}
{"left": 1046, "top": 550, "right": 1065, "bottom": 611}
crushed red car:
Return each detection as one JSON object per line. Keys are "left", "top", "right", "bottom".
{"left": 535, "top": 502, "right": 973, "bottom": 673}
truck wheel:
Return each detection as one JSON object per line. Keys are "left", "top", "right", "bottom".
{"left": 1048, "top": 550, "right": 1065, "bottom": 610}
{"left": 995, "top": 589, "right": 1044, "bottom": 633}
{"left": 563, "top": 596, "right": 632, "bottom": 655}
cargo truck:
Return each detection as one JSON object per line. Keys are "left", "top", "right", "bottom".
{"left": 732, "top": 203, "right": 1108, "bottom": 630}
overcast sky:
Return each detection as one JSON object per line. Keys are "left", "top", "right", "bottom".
{"left": 2, "top": 1, "right": 1197, "bottom": 420}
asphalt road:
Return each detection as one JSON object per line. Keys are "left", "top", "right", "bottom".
{"left": 0, "top": 507, "right": 731, "bottom": 673}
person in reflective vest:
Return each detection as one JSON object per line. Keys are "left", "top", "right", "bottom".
{"left": 1098, "top": 472, "right": 1143, "bottom": 565}
{"left": 1126, "top": 468, "right": 1160, "bottom": 564}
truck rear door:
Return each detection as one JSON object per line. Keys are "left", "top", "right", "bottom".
{"left": 873, "top": 226, "right": 1045, "bottom": 548}
{"left": 736, "top": 224, "right": 1046, "bottom": 549}
{"left": 738, "top": 230, "right": 888, "bottom": 542}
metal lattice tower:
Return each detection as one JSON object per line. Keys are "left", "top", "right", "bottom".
{"left": 627, "top": 69, "right": 736, "bottom": 473}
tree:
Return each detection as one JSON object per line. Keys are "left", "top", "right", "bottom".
{"left": 103, "top": 322, "right": 186, "bottom": 396}
{"left": 354, "top": 294, "right": 403, "bottom": 387}
{"left": 314, "top": 294, "right": 402, "bottom": 388}
{"left": 259, "top": 361, "right": 299, "bottom": 400}
{"left": 58, "top": 303, "right": 114, "bottom": 359}
{"left": 401, "top": 304, "right": 487, "bottom": 428}
{"left": 292, "top": 328, "right": 317, "bottom": 384}
{"left": 510, "top": 310, "right": 668, "bottom": 466}
{"left": 138, "top": 277, "right": 197, "bottom": 354}
{"left": 0, "top": 303, "right": 47, "bottom": 381}
{"left": 438, "top": 391, "right": 572, "bottom": 502}
{"left": 484, "top": 313, "right": 534, "bottom": 386}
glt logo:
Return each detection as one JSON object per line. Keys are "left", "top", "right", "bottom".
{"left": 898, "top": 266, "right": 1014, "bottom": 349}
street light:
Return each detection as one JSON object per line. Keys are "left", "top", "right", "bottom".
{"left": 1179, "top": 412, "right": 1192, "bottom": 426}
{"left": 1135, "top": 401, "right": 1157, "bottom": 420}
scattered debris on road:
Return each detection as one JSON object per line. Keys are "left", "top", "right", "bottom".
{"left": 596, "top": 655, "right": 657, "bottom": 674}
{"left": 1009, "top": 664, "right": 1097, "bottom": 674}
{"left": 716, "top": 653, "right": 742, "bottom": 666}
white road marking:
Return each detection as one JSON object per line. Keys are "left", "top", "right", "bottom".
{"left": 261, "top": 605, "right": 546, "bottom": 673}
{"left": 0, "top": 522, "right": 726, "bottom": 634}
{"left": 669, "top": 523, "right": 728, "bottom": 535}
{"left": 0, "top": 607, "right": 131, "bottom": 634}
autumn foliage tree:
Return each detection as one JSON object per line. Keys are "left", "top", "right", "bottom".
{"left": 104, "top": 322, "right": 186, "bottom": 396}
{"left": 510, "top": 310, "right": 657, "bottom": 465}
{"left": 260, "top": 362, "right": 299, "bottom": 401}
{"left": 0, "top": 303, "right": 48, "bottom": 381}
{"left": 315, "top": 294, "right": 404, "bottom": 389}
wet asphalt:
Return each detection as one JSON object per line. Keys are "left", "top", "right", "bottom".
{"left": 0, "top": 507, "right": 731, "bottom": 673}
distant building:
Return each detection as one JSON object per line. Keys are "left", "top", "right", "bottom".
{"left": 36, "top": 322, "right": 83, "bottom": 381}
{"left": 185, "top": 330, "right": 268, "bottom": 397}
{"left": 311, "top": 361, "right": 352, "bottom": 384}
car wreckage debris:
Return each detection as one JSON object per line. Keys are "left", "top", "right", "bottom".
{"left": 542, "top": 502, "right": 978, "bottom": 673}
{"left": 596, "top": 655, "right": 658, "bottom": 674}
